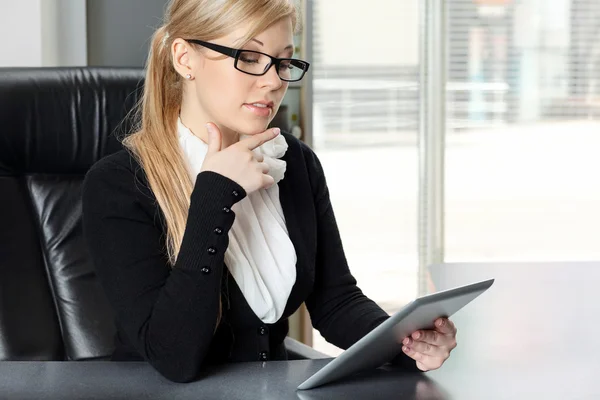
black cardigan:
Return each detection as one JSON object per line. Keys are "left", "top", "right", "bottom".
{"left": 82, "top": 132, "right": 418, "bottom": 382}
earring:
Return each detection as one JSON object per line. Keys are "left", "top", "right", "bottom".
{"left": 185, "top": 74, "right": 193, "bottom": 80}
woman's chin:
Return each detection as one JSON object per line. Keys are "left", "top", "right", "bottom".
{"left": 237, "top": 123, "right": 272, "bottom": 136}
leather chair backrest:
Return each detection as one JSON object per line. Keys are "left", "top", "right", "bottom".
{"left": 0, "top": 67, "right": 145, "bottom": 361}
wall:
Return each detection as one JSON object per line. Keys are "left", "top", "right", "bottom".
{"left": 86, "top": 0, "right": 169, "bottom": 67}
{"left": 0, "top": 0, "right": 86, "bottom": 67}
{"left": 41, "top": 0, "right": 88, "bottom": 66}
{"left": 0, "top": 1, "right": 44, "bottom": 67}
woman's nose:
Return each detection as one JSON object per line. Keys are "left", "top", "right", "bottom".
{"left": 258, "top": 63, "right": 283, "bottom": 89}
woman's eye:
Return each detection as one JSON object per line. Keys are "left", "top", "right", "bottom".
{"left": 279, "top": 61, "right": 292, "bottom": 70}
{"left": 239, "top": 57, "right": 259, "bottom": 64}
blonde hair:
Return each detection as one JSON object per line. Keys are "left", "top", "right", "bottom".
{"left": 123, "top": 0, "right": 300, "bottom": 267}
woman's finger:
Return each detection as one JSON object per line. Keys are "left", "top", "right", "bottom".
{"left": 402, "top": 338, "right": 440, "bottom": 357}
{"left": 239, "top": 127, "right": 280, "bottom": 151}
{"left": 402, "top": 346, "right": 445, "bottom": 371}
{"left": 403, "top": 336, "right": 453, "bottom": 358}
{"left": 262, "top": 174, "right": 275, "bottom": 189}
{"left": 411, "top": 329, "right": 442, "bottom": 345}
{"left": 434, "top": 318, "right": 457, "bottom": 335}
{"left": 258, "top": 162, "right": 270, "bottom": 175}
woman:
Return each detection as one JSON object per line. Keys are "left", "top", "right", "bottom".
{"left": 82, "top": 0, "right": 457, "bottom": 383}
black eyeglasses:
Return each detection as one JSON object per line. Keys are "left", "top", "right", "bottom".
{"left": 185, "top": 39, "right": 310, "bottom": 82}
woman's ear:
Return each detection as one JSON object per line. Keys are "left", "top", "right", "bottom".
{"left": 171, "top": 38, "right": 196, "bottom": 80}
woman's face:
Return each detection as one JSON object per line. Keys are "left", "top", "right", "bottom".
{"left": 186, "top": 17, "right": 294, "bottom": 136}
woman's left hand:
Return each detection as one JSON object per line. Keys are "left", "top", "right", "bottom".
{"left": 401, "top": 318, "right": 457, "bottom": 371}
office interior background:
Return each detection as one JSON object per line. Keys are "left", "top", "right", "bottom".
{"left": 2, "top": 0, "right": 598, "bottom": 356}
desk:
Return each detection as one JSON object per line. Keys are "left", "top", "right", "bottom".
{"left": 1, "top": 262, "right": 599, "bottom": 399}
{"left": 0, "top": 360, "right": 442, "bottom": 400}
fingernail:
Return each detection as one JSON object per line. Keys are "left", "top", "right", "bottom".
{"left": 437, "top": 319, "right": 445, "bottom": 327}
{"left": 273, "top": 128, "right": 280, "bottom": 136}
{"left": 205, "top": 123, "right": 213, "bottom": 133}
{"left": 414, "top": 332, "right": 420, "bottom": 339}
{"left": 403, "top": 338, "right": 410, "bottom": 346}
{"left": 403, "top": 346, "right": 410, "bottom": 353}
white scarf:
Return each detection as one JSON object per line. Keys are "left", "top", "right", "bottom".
{"left": 177, "top": 118, "right": 297, "bottom": 323}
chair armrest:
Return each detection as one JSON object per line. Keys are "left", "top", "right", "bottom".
{"left": 284, "top": 337, "right": 330, "bottom": 360}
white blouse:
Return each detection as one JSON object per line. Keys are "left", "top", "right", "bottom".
{"left": 177, "top": 118, "right": 297, "bottom": 323}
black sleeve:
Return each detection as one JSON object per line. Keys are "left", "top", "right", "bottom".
{"left": 82, "top": 159, "right": 246, "bottom": 383}
{"left": 301, "top": 146, "right": 419, "bottom": 372}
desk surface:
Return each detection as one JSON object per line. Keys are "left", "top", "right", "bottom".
{"left": 1, "top": 262, "right": 599, "bottom": 399}
{"left": 0, "top": 359, "right": 442, "bottom": 400}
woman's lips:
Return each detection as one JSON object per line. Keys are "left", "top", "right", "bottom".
{"left": 243, "top": 104, "right": 273, "bottom": 117}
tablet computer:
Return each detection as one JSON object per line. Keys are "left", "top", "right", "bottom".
{"left": 297, "top": 278, "right": 494, "bottom": 390}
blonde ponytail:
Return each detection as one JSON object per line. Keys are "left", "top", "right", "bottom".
{"left": 123, "top": 25, "right": 193, "bottom": 266}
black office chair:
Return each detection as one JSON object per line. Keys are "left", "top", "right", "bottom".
{"left": 0, "top": 67, "right": 325, "bottom": 361}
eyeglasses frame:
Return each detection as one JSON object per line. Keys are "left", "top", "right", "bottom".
{"left": 184, "top": 39, "right": 310, "bottom": 82}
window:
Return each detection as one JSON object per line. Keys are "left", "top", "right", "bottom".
{"left": 445, "top": 0, "right": 600, "bottom": 262}
{"left": 308, "top": 0, "right": 600, "bottom": 355}
{"left": 311, "top": 0, "right": 420, "bottom": 356}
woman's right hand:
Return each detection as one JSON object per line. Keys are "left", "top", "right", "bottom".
{"left": 200, "top": 123, "right": 279, "bottom": 194}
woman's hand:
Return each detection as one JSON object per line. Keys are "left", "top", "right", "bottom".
{"left": 201, "top": 123, "right": 279, "bottom": 194}
{"left": 401, "top": 318, "right": 457, "bottom": 371}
